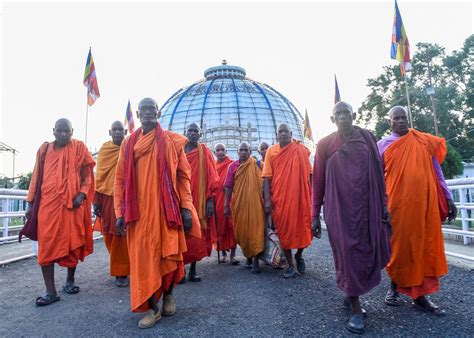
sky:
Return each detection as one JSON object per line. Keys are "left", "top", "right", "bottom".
{"left": 1, "top": 0, "right": 472, "bottom": 177}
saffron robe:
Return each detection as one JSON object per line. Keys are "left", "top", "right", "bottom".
{"left": 94, "top": 140, "right": 129, "bottom": 276}
{"left": 313, "top": 127, "right": 391, "bottom": 296}
{"left": 261, "top": 140, "right": 312, "bottom": 250}
{"left": 215, "top": 156, "right": 237, "bottom": 251}
{"left": 27, "top": 139, "right": 95, "bottom": 267}
{"left": 114, "top": 127, "right": 199, "bottom": 312}
{"left": 183, "top": 143, "right": 219, "bottom": 264}
{"left": 378, "top": 129, "right": 448, "bottom": 298}
{"left": 225, "top": 158, "right": 265, "bottom": 258}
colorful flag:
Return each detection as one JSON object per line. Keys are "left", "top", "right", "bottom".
{"left": 83, "top": 47, "right": 100, "bottom": 106}
{"left": 303, "top": 109, "right": 314, "bottom": 142}
{"left": 334, "top": 74, "right": 341, "bottom": 104}
{"left": 124, "top": 100, "right": 135, "bottom": 133}
{"left": 391, "top": 0, "right": 411, "bottom": 76}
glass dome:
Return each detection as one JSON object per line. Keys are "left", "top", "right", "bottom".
{"left": 159, "top": 61, "right": 304, "bottom": 158}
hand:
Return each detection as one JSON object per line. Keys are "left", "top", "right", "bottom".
{"left": 180, "top": 208, "right": 192, "bottom": 233}
{"left": 447, "top": 199, "right": 458, "bottom": 222}
{"left": 382, "top": 205, "right": 391, "bottom": 223}
{"left": 93, "top": 204, "right": 102, "bottom": 217}
{"left": 264, "top": 199, "right": 272, "bottom": 215}
{"left": 311, "top": 217, "right": 322, "bottom": 239}
{"left": 224, "top": 204, "right": 230, "bottom": 219}
{"left": 25, "top": 202, "right": 33, "bottom": 220}
{"left": 116, "top": 217, "right": 126, "bottom": 236}
{"left": 206, "top": 198, "right": 215, "bottom": 217}
{"left": 73, "top": 192, "right": 86, "bottom": 208}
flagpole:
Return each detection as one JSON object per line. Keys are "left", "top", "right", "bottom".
{"left": 85, "top": 97, "right": 89, "bottom": 145}
{"left": 403, "top": 73, "right": 413, "bottom": 128}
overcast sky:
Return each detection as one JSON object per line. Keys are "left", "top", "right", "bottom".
{"left": 1, "top": 0, "right": 472, "bottom": 177}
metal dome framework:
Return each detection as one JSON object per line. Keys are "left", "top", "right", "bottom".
{"left": 160, "top": 61, "right": 304, "bottom": 157}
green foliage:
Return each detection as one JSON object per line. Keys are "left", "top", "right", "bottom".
{"left": 17, "top": 172, "right": 32, "bottom": 190}
{"left": 441, "top": 144, "right": 464, "bottom": 179}
{"left": 0, "top": 177, "right": 13, "bottom": 189}
{"left": 358, "top": 35, "right": 474, "bottom": 164}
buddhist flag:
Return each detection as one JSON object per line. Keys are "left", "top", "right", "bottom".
{"left": 391, "top": 0, "right": 411, "bottom": 76}
{"left": 124, "top": 100, "right": 135, "bottom": 133}
{"left": 334, "top": 74, "right": 341, "bottom": 104}
{"left": 83, "top": 47, "right": 100, "bottom": 106}
{"left": 303, "top": 109, "right": 314, "bottom": 142}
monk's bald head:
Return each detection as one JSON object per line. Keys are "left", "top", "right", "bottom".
{"left": 389, "top": 106, "right": 409, "bottom": 136}
{"left": 258, "top": 141, "right": 269, "bottom": 160}
{"left": 214, "top": 143, "right": 227, "bottom": 162}
{"left": 331, "top": 101, "right": 356, "bottom": 133}
{"left": 137, "top": 98, "right": 159, "bottom": 131}
{"left": 186, "top": 122, "right": 201, "bottom": 144}
{"left": 109, "top": 121, "right": 126, "bottom": 146}
{"left": 53, "top": 118, "right": 73, "bottom": 148}
{"left": 238, "top": 142, "right": 251, "bottom": 162}
{"left": 276, "top": 123, "right": 292, "bottom": 146}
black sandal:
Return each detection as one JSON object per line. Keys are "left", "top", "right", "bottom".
{"left": 413, "top": 298, "right": 446, "bottom": 316}
{"left": 384, "top": 289, "right": 403, "bottom": 306}
{"left": 63, "top": 284, "right": 80, "bottom": 294}
{"left": 36, "top": 294, "right": 60, "bottom": 306}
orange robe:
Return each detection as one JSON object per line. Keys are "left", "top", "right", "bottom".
{"left": 215, "top": 156, "right": 237, "bottom": 251}
{"left": 262, "top": 140, "right": 313, "bottom": 250}
{"left": 383, "top": 129, "right": 448, "bottom": 298}
{"left": 27, "top": 139, "right": 95, "bottom": 267}
{"left": 230, "top": 158, "right": 265, "bottom": 258}
{"left": 183, "top": 144, "right": 219, "bottom": 264}
{"left": 114, "top": 127, "right": 200, "bottom": 312}
{"left": 94, "top": 140, "right": 130, "bottom": 277}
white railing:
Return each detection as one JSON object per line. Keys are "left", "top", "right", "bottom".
{"left": 445, "top": 177, "right": 474, "bottom": 245}
{"left": 0, "top": 188, "right": 28, "bottom": 243}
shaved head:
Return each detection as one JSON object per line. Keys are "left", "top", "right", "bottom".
{"left": 138, "top": 97, "right": 158, "bottom": 110}
{"left": 258, "top": 141, "right": 269, "bottom": 160}
{"left": 137, "top": 97, "right": 159, "bottom": 132}
{"left": 53, "top": 118, "right": 73, "bottom": 147}
{"left": 388, "top": 106, "right": 408, "bottom": 119}
{"left": 389, "top": 106, "right": 409, "bottom": 136}
{"left": 186, "top": 122, "right": 201, "bottom": 144}
{"left": 214, "top": 143, "right": 227, "bottom": 162}
{"left": 276, "top": 123, "right": 292, "bottom": 146}
{"left": 109, "top": 120, "right": 126, "bottom": 146}
{"left": 238, "top": 142, "right": 251, "bottom": 162}
{"left": 331, "top": 101, "right": 356, "bottom": 134}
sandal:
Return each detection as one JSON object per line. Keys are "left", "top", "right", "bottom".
{"left": 343, "top": 298, "right": 367, "bottom": 317}
{"left": 36, "top": 294, "right": 60, "bottom": 306}
{"left": 115, "top": 276, "right": 129, "bottom": 287}
{"left": 63, "top": 284, "right": 80, "bottom": 294}
{"left": 230, "top": 257, "right": 240, "bottom": 265}
{"left": 384, "top": 288, "right": 403, "bottom": 307}
{"left": 413, "top": 298, "right": 446, "bottom": 316}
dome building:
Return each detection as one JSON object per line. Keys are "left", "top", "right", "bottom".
{"left": 159, "top": 61, "right": 305, "bottom": 157}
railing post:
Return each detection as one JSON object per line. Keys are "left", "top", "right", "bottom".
{"left": 2, "top": 198, "right": 9, "bottom": 238}
{"left": 459, "top": 188, "right": 469, "bottom": 245}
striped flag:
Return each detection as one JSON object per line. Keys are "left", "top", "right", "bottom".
{"left": 124, "top": 100, "right": 135, "bottom": 133}
{"left": 391, "top": 0, "right": 411, "bottom": 76}
{"left": 334, "top": 74, "right": 341, "bottom": 104}
{"left": 303, "top": 109, "right": 314, "bottom": 142}
{"left": 83, "top": 47, "right": 100, "bottom": 106}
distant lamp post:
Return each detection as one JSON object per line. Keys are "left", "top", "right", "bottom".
{"left": 426, "top": 60, "right": 439, "bottom": 136}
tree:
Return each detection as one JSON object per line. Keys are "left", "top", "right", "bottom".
{"left": 0, "top": 177, "right": 13, "bottom": 189}
{"left": 358, "top": 35, "right": 473, "bottom": 177}
{"left": 17, "top": 172, "right": 32, "bottom": 190}
{"left": 442, "top": 144, "right": 464, "bottom": 179}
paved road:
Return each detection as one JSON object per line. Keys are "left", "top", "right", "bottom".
{"left": 1, "top": 231, "right": 473, "bottom": 336}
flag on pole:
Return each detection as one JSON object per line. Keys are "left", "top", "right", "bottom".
{"left": 334, "top": 74, "right": 341, "bottom": 103}
{"left": 391, "top": 0, "right": 411, "bottom": 76}
{"left": 124, "top": 100, "right": 135, "bottom": 133}
{"left": 83, "top": 47, "right": 100, "bottom": 106}
{"left": 303, "top": 109, "right": 314, "bottom": 142}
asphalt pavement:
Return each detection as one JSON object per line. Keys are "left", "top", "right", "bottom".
{"left": 0, "top": 230, "right": 473, "bottom": 337}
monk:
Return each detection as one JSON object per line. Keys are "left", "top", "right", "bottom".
{"left": 214, "top": 143, "right": 239, "bottom": 265}
{"left": 114, "top": 98, "right": 198, "bottom": 329}
{"left": 378, "top": 106, "right": 457, "bottom": 316}
{"left": 93, "top": 121, "right": 129, "bottom": 287}
{"left": 224, "top": 142, "right": 265, "bottom": 273}
{"left": 257, "top": 141, "right": 269, "bottom": 170}
{"left": 183, "top": 122, "right": 219, "bottom": 282}
{"left": 25, "top": 118, "right": 95, "bottom": 306}
{"left": 312, "top": 102, "right": 391, "bottom": 334}
{"left": 262, "top": 123, "right": 313, "bottom": 278}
